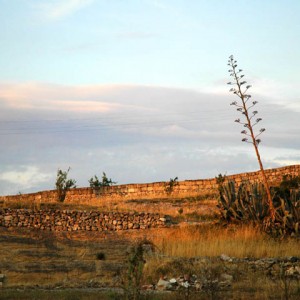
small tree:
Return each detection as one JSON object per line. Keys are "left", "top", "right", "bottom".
{"left": 55, "top": 167, "right": 76, "bottom": 202}
{"left": 227, "top": 55, "right": 275, "bottom": 222}
{"left": 165, "top": 176, "right": 179, "bottom": 195}
{"left": 89, "top": 172, "right": 116, "bottom": 194}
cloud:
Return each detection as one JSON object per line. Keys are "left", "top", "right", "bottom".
{"left": 0, "top": 166, "right": 52, "bottom": 194}
{"left": 0, "top": 82, "right": 133, "bottom": 115}
{"left": 34, "top": 0, "right": 94, "bottom": 21}
{"left": 0, "top": 81, "right": 299, "bottom": 196}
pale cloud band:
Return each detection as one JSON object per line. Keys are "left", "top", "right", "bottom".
{"left": 33, "top": 0, "right": 94, "bottom": 21}
{"left": 0, "top": 81, "right": 299, "bottom": 196}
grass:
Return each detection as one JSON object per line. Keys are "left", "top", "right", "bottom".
{"left": 1, "top": 195, "right": 300, "bottom": 299}
{"left": 150, "top": 223, "right": 300, "bottom": 258}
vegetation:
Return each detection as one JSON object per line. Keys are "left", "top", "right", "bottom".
{"left": 55, "top": 167, "right": 76, "bottom": 202}
{"left": 122, "top": 240, "right": 154, "bottom": 300}
{"left": 89, "top": 172, "right": 116, "bottom": 194}
{"left": 217, "top": 179, "right": 300, "bottom": 236}
{"left": 96, "top": 252, "right": 106, "bottom": 260}
{"left": 227, "top": 55, "right": 275, "bottom": 222}
{"left": 165, "top": 177, "right": 179, "bottom": 195}
{"left": 150, "top": 223, "right": 299, "bottom": 258}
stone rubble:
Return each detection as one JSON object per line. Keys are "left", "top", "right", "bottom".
{"left": 142, "top": 254, "right": 300, "bottom": 294}
{"left": 0, "top": 208, "right": 170, "bottom": 232}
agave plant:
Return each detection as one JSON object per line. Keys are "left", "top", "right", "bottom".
{"left": 218, "top": 181, "right": 270, "bottom": 222}
{"left": 274, "top": 189, "right": 300, "bottom": 236}
{"left": 218, "top": 179, "right": 300, "bottom": 236}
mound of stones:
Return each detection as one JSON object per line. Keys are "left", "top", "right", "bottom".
{"left": 0, "top": 208, "right": 170, "bottom": 232}
{"left": 142, "top": 254, "right": 300, "bottom": 293}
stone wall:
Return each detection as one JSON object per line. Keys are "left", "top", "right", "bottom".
{"left": 0, "top": 209, "right": 169, "bottom": 231}
{"left": 0, "top": 165, "right": 299, "bottom": 207}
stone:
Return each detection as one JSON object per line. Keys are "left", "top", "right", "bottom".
{"left": 4, "top": 216, "right": 12, "bottom": 222}
{"left": 156, "top": 278, "right": 172, "bottom": 291}
{"left": 141, "top": 284, "right": 154, "bottom": 290}
{"left": 195, "top": 281, "right": 202, "bottom": 290}
{"left": 220, "top": 273, "right": 233, "bottom": 283}
{"left": 181, "top": 281, "right": 190, "bottom": 288}
{"left": 286, "top": 266, "right": 300, "bottom": 276}
{"left": 220, "top": 254, "right": 233, "bottom": 262}
{"left": 169, "top": 278, "right": 177, "bottom": 285}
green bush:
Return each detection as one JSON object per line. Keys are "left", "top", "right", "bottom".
{"left": 55, "top": 167, "right": 76, "bottom": 202}
{"left": 165, "top": 177, "right": 179, "bottom": 195}
{"left": 89, "top": 172, "right": 116, "bottom": 191}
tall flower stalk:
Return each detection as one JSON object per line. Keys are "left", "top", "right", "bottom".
{"left": 227, "top": 55, "right": 275, "bottom": 222}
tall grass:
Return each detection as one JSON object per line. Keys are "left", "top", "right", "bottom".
{"left": 150, "top": 224, "right": 300, "bottom": 258}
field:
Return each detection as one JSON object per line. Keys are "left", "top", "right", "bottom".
{"left": 0, "top": 197, "right": 300, "bottom": 299}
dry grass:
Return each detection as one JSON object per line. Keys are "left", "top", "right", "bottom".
{"left": 2, "top": 196, "right": 219, "bottom": 219}
{"left": 150, "top": 223, "right": 300, "bottom": 258}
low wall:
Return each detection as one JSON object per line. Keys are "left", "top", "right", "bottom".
{"left": 1, "top": 165, "right": 299, "bottom": 207}
{"left": 0, "top": 209, "right": 169, "bottom": 232}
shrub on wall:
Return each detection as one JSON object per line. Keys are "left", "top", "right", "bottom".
{"left": 165, "top": 177, "right": 179, "bottom": 195}
{"left": 55, "top": 167, "right": 76, "bottom": 202}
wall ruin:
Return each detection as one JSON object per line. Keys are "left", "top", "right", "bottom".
{"left": 0, "top": 165, "right": 299, "bottom": 207}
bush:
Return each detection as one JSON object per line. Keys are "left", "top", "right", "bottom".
{"left": 165, "top": 177, "right": 179, "bottom": 195}
{"left": 55, "top": 168, "right": 76, "bottom": 202}
{"left": 96, "top": 252, "right": 106, "bottom": 260}
{"left": 89, "top": 172, "right": 116, "bottom": 194}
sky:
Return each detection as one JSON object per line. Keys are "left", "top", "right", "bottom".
{"left": 0, "top": 0, "right": 300, "bottom": 195}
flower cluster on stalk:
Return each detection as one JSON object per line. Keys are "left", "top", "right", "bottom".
{"left": 227, "top": 55, "right": 265, "bottom": 146}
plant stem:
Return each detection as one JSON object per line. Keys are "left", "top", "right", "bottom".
{"left": 230, "top": 60, "right": 275, "bottom": 222}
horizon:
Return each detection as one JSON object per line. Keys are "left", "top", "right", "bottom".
{"left": 1, "top": 0, "right": 300, "bottom": 196}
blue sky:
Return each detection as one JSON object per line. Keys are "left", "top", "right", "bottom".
{"left": 0, "top": 0, "right": 299, "bottom": 195}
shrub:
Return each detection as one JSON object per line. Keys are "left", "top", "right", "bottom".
{"left": 165, "top": 177, "right": 179, "bottom": 195}
{"left": 55, "top": 167, "right": 76, "bottom": 202}
{"left": 89, "top": 172, "right": 116, "bottom": 194}
{"left": 96, "top": 252, "right": 106, "bottom": 260}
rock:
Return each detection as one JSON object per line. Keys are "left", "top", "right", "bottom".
{"left": 4, "top": 215, "right": 12, "bottom": 222}
{"left": 288, "top": 256, "right": 299, "bottom": 263}
{"left": 156, "top": 278, "right": 172, "bottom": 291}
{"left": 181, "top": 281, "right": 190, "bottom": 288}
{"left": 286, "top": 266, "right": 300, "bottom": 276}
{"left": 220, "top": 254, "right": 233, "bottom": 262}
{"left": 195, "top": 281, "right": 202, "bottom": 290}
{"left": 220, "top": 273, "right": 233, "bottom": 283}
{"left": 142, "top": 284, "right": 154, "bottom": 290}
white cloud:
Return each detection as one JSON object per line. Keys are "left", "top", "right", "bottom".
{"left": 0, "top": 166, "right": 51, "bottom": 190}
{"left": 34, "top": 0, "right": 94, "bottom": 21}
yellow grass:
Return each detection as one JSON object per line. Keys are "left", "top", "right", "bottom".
{"left": 150, "top": 223, "right": 300, "bottom": 258}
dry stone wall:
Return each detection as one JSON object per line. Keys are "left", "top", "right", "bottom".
{"left": 0, "top": 165, "right": 299, "bottom": 207}
{"left": 0, "top": 209, "right": 169, "bottom": 231}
